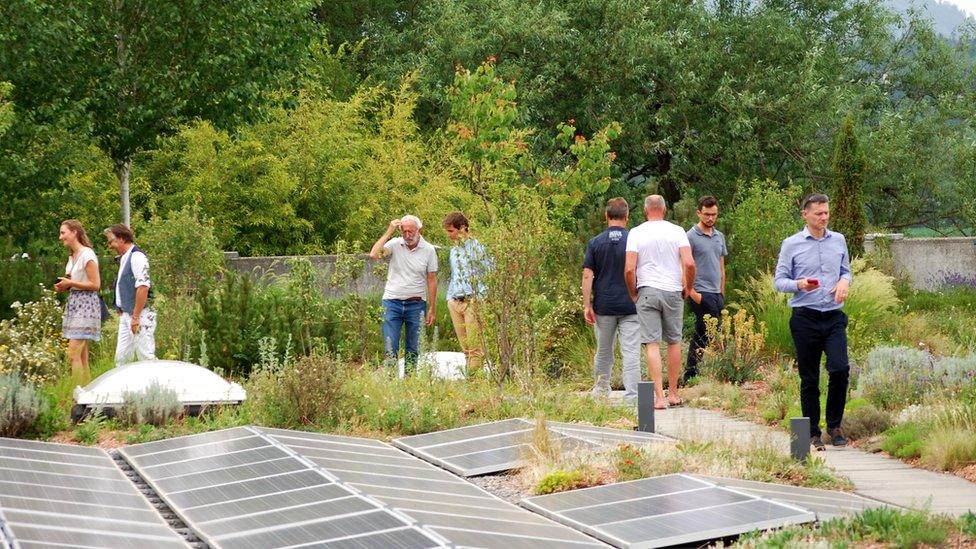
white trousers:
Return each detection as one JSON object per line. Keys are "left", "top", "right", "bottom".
{"left": 115, "top": 309, "right": 157, "bottom": 366}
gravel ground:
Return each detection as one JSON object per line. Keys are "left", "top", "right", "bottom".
{"left": 467, "top": 472, "right": 531, "bottom": 504}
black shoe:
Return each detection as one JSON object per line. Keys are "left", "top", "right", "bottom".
{"left": 828, "top": 428, "right": 847, "bottom": 447}
{"left": 811, "top": 436, "right": 825, "bottom": 451}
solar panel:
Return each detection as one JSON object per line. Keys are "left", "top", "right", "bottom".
{"left": 257, "top": 427, "right": 607, "bottom": 548}
{"left": 0, "top": 437, "right": 190, "bottom": 548}
{"left": 119, "top": 427, "right": 446, "bottom": 549}
{"left": 546, "top": 422, "right": 672, "bottom": 446}
{"left": 694, "top": 475, "right": 889, "bottom": 521}
{"left": 520, "top": 473, "right": 816, "bottom": 548}
{"left": 393, "top": 419, "right": 667, "bottom": 477}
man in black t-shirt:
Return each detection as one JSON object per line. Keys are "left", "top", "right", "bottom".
{"left": 583, "top": 197, "right": 641, "bottom": 402}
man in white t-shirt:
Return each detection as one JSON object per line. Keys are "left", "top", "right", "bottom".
{"left": 369, "top": 214, "right": 438, "bottom": 375}
{"left": 624, "top": 195, "right": 696, "bottom": 409}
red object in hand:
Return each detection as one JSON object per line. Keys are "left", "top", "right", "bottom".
{"left": 807, "top": 278, "right": 820, "bottom": 287}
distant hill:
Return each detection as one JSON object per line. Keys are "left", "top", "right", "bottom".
{"left": 886, "top": 0, "right": 973, "bottom": 36}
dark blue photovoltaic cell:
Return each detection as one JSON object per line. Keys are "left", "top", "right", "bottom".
{"left": 0, "top": 437, "right": 189, "bottom": 549}
{"left": 521, "top": 474, "right": 816, "bottom": 548}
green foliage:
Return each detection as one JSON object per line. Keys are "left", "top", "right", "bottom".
{"left": 279, "top": 354, "right": 347, "bottom": 426}
{"left": 733, "top": 273, "right": 793, "bottom": 356}
{"left": 858, "top": 346, "right": 934, "bottom": 409}
{"left": 613, "top": 444, "right": 648, "bottom": 482}
{"left": 920, "top": 427, "right": 976, "bottom": 471}
{"left": 881, "top": 422, "right": 924, "bottom": 459}
{"left": 849, "top": 507, "right": 949, "bottom": 548}
{"left": 0, "top": 82, "right": 14, "bottom": 137}
{"left": 139, "top": 206, "right": 223, "bottom": 297}
{"left": 0, "top": 289, "right": 65, "bottom": 383}
{"left": 0, "top": 372, "right": 46, "bottom": 437}
{"left": 119, "top": 381, "right": 183, "bottom": 427}
{"left": 960, "top": 511, "right": 976, "bottom": 538}
{"left": 73, "top": 413, "right": 108, "bottom": 446}
{"left": 0, "top": 0, "right": 318, "bottom": 226}
{"left": 840, "top": 403, "right": 893, "bottom": 441}
{"left": 534, "top": 467, "right": 597, "bottom": 495}
{"left": 843, "top": 258, "right": 900, "bottom": 351}
{"left": 830, "top": 116, "right": 867, "bottom": 256}
{"left": 698, "top": 310, "right": 766, "bottom": 385}
{"left": 726, "top": 181, "right": 799, "bottom": 289}
{"left": 0, "top": 246, "right": 61, "bottom": 319}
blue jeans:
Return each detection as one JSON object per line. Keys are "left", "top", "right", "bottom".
{"left": 382, "top": 299, "right": 427, "bottom": 374}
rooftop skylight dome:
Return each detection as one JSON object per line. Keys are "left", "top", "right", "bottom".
{"left": 72, "top": 360, "right": 246, "bottom": 421}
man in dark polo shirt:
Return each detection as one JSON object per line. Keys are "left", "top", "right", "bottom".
{"left": 685, "top": 196, "right": 727, "bottom": 381}
{"left": 583, "top": 197, "right": 640, "bottom": 402}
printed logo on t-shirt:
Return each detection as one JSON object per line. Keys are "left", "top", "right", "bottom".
{"left": 608, "top": 229, "right": 624, "bottom": 243}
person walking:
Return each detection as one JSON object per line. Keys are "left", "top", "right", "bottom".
{"left": 443, "top": 212, "right": 488, "bottom": 374}
{"left": 105, "top": 224, "right": 157, "bottom": 366}
{"left": 625, "top": 195, "right": 696, "bottom": 409}
{"left": 55, "top": 220, "right": 101, "bottom": 382}
{"left": 583, "top": 197, "right": 641, "bottom": 403}
{"left": 369, "top": 214, "right": 438, "bottom": 375}
{"left": 685, "top": 196, "right": 727, "bottom": 381}
{"left": 774, "top": 193, "right": 852, "bottom": 450}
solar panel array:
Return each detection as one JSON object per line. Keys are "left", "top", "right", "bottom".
{"left": 393, "top": 419, "right": 671, "bottom": 477}
{"left": 121, "top": 426, "right": 605, "bottom": 548}
{"left": 118, "top": 427, "right": 445, "bottom": 549}
{"left": 694, "top": 475, "right": 889, "bottom": 521}
{"left": 0, "top": 437, "right": 189, "bottom": 548}
{"left": 520, "top": 473, "right": 816, "bottom": 548}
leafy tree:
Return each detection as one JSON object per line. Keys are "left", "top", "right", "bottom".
{"left": 831, "top": 116, "right": 867, "bottom": 255}
{"left": 371, "top": 0, "right": 891, "bottom": 205}
{"left": 726, "top": 181, "right": 801, "bottom": 289}
{"left": 0, "top": 0, "right": 317, "bottom": 226}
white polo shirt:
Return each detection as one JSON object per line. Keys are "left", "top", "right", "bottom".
{"left": 625, "top": 220, "right": 690, "bottom": 292}
{"left": 382, "top": 237, "right": 439, "bottom": 300}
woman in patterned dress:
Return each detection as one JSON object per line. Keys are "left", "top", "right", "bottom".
{"left": 54, "top": 220, "right": 101, "bottom": 382}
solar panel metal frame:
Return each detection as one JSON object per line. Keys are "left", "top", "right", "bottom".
{"left": 393, "top": 419, "right": 666, "bottom": 477}
{"left": 120, "top": 426, "right": 448, "bottom": 549}
{"left": 694, "top": 475, "right": 890, "bottom": 521}
{"left": 0, "top": 437, "right": 190, "bottom": 549}
{"left": 257, "top": 426, "right": 608, "bottom": 548}
{"left": 520, "top": 473, "right": 816, "bottom": 548}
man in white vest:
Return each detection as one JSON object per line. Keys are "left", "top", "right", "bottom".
{"left": 105, "top": 224, "right": 157, "bottom": 366}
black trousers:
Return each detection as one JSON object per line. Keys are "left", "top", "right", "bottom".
{"left": 685, "top": 292, "right": 724, "bottom": 379}
{"left": 790, "top": 307, "right": 850, "bottom": 438}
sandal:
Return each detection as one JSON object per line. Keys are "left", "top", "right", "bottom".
{"left": 667, "top": 397, "right": 684, "bottom": 407}
{"left": 654, "top": 400, "right": 669, "bottom": 410}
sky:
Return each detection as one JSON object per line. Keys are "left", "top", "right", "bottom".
{"left": 944, "top": 0, "right": 976, "bottom": 16}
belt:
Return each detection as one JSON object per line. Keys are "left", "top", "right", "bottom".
{"left": 452, "top": 295, "right": 475, "bottom": 302}
{"left": 403, "top": 296, "right": 424, "bottom": 302}
{"left": 794, "top": 306, "right": 842, "bottom": 318}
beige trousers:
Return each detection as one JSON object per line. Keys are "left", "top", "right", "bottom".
{"left": 447, "top": 298, "right": 484, "bottom": 372}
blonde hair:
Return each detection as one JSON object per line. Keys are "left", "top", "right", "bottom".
{"left": 61, "top": 219, "right": 92, "bottom": 248}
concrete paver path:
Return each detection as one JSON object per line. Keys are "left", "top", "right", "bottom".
{"left": 612, "top": 396, "right": 976, "bottom": 517}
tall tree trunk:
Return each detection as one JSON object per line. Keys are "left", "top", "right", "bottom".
{"left": 117, "top": 158, "right": 132, "bottom": 227}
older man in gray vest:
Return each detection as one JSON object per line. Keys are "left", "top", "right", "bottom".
{"left": 105, "top": 224, "right": 157, "bottom": 366}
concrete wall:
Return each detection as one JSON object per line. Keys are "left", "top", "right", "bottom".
{"left": 865, "top": 234, "right": 976, "bottom": 291}
{"left": 223, "top": 252, "right": 389, "bottom": 298}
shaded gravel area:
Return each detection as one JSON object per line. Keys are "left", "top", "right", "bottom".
{"left": 467, "top": 473, "right": 529, "bottom": 504}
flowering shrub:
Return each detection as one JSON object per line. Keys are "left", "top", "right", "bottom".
{"left": 0, "top": 288, "right": 65, "bottom": 383}
{"left": 699, "top": 309, "right": 767, "bottom": 384}
{"left": 858, "top": 346, "right": 937, "bottom": 409}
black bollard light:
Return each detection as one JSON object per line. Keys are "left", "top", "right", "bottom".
{"left": 790, "top": 417, "right": 810, "bottom": 461}
{"left": 638, "top": 381, "right": 655, "bottom": 433}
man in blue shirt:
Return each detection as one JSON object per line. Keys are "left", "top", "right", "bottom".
{"left": 443, "top": 212, "right": 489, "bottom": 373}
{"left": 583, "top": 197, "right": 640, "bottom": 402}
{"left": 774, "top": 193, "right": 852, "bottom": 450}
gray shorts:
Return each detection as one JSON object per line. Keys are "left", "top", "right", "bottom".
{"left": 636, "top": 286, "right": 684, "bottom": 344}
